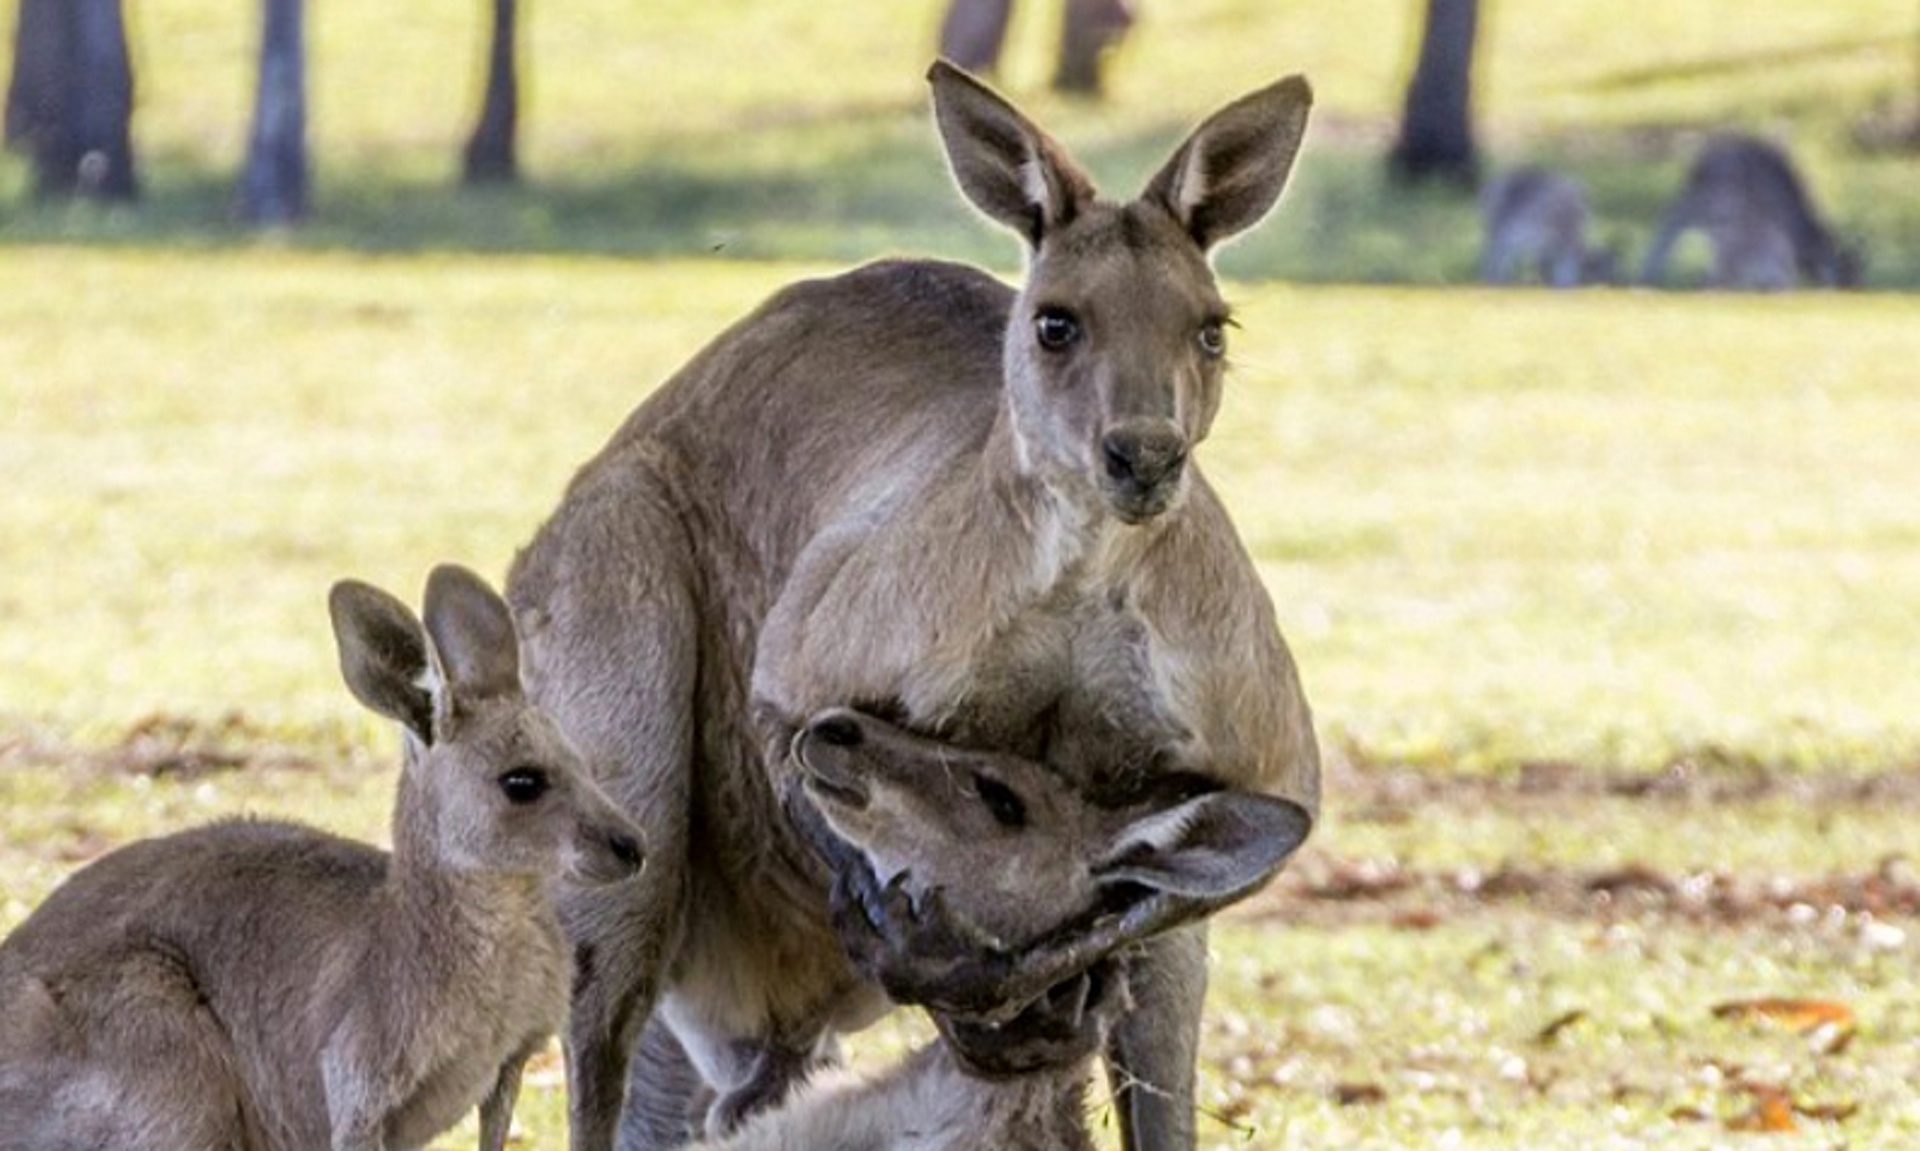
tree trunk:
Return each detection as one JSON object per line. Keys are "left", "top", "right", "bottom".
{"left": 1052, "top": 0, "right": 1133, "bottom": 96}
{"left": 936, "top": 0, "right": 1014, "bottom": 75}
{"left": 237, "top": 0, "right": 308, "bottom": 225}
{"left": 463, "top": 0, "right": 520, "bottom": 184}
{"left": 5, "top": 0, "right": 138, "bottom": 200}
{"left": 1388, "top": 0, "right": 1480, "bottom": 187}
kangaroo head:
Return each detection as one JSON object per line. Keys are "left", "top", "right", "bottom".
{"left": 928, "top": 61, "right": 1311, "bottom": 527}
{"left": 328, "top": 565, "right": 643, "bottom": 886}
{"left": 792, "top": 709, "right": 1311, "bottom": 950}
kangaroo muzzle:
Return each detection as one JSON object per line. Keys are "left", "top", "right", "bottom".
{"left": 1099, "top": 422, "right": 1188, "bottom": 524}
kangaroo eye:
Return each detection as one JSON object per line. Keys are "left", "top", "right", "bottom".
{"left": 1034, "top": 308, "right": 1081, "bottom": 352}
{"left": 973, "top": 773, "right": 1027, "bottom": 828}
{"left": 1197, "top": 320, "right": 1227, "bottom": 359}
{"left": 498, "top": 768, "right": 551, "bottom": 805}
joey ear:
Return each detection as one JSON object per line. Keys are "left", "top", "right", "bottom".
{"left": 328, "top": 579, "right": 433, "bottom": 743}
{"left": 420, "top": 564, "right": 521, "bottom": 707}
{"left": 928, "top": 59, "right": 1099, "bottom": 247}
{"left": 1096, "top": 792, "right": 1312, "bottom": 902}
{"left": 1141, "top": 75, "right": 1312, "bottom": 251}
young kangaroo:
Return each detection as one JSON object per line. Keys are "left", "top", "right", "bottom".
{"left": 675, "top": 709, "right": 1311, "bottom": 1151}
{"left": 508, "top": 62, "right": 1319, "bottom": 1151}
{"left": 1478, "top": 167, "right": 1616, "bottom": 287}
{"left": 0, "top": 565, "right": 643, "bottom": 1151}
{"left": 1639, "top": 133, "right": 1861, "bottom": 290}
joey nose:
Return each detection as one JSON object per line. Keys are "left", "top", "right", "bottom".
{"left": 809, "top": 712, "right": 865, "bottom": 748}
{"left": 1101, "top": 428, "right": 1188, "bottom": 490}
{"left": 609, "top": 831, "right": 643, "bottom": 872}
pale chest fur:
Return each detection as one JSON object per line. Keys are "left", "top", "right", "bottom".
{"left": 755, "top": 519, "right": 1206, "bottom": 800}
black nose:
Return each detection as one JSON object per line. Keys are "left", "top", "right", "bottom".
{"left": 810, "top": 713, "right": 864, "bottom": 748}
{"left": 609, "top": 831, "right": 643, "bottom": 871}
{"left": 1101, "top": 431, "right": 1188, "bottom": 489}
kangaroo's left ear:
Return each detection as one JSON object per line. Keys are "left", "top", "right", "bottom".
{"left": 1095, "top": 791, "right": 1312, "bottom": 901}
{"left": 1141, "top": 75, "right": 1313, "bottom": 252}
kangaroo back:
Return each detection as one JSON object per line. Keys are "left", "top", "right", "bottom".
{"left": 1640, "top": 134, "right": 1858, "bottom": 289}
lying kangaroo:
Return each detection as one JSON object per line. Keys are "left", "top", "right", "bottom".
{"left": 0, "top": 566, "right": 643, "bottom": 1151}
{"left": 1640, "top": 133, "right": 1861, "bottom": 290}
{"left": 508, "top": 62, "right": 1320, "bottom": 1151}
{"left": 1478, "top": 167, "right": 1616, "bottom": 287}
{"left": 680, "top": 709, "right": 1311, "bottom": 1151}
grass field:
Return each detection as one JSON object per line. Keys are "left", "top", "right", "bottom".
{"left": 2, "top": 2, "right": 1918, "bottom": 1148}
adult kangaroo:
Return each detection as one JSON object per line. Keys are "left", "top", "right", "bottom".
{"left": 1640, "top": 133, "right": 1861, "bottom": 290}
{"left": 507, "top": 61, "right": 1320, "bottom": 1151}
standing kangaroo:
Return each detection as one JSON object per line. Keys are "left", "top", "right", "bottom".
{"left": 0, "top": 566, "right": 644, "bottom": 1151}
{"left": 507, "top": 62, "right": 1320, "bottom": 1151}
{"left": 1639, "top": 133, "right": 1861, "bottom": 290}
{"left": 676, "top": 709, "right": 1312, "bottom": 1151}
{"left": 1478, "top": 167, "right": 1616, "bottom": 287}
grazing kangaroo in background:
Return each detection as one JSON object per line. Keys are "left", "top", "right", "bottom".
{"left": 508, "top": 61, "right": 1320, "bottom": 1151}
{"left": 1640, "top": 133, "right": 1861, "bottom": 290}
{"left": 1478, "top": 167, "right": 1616, "bottom": 287}
{"left": 0, "top": 566, "right": 644, "bottom": 1151}
{"left": 678, "top": 710, "right": 1312, "bottom": 1151}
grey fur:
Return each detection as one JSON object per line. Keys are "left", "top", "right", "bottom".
{"left": 1641, "top": 134, "right": 1860, "bottom": 290}
{"left": 0, "top": 565, "right": 644, "bottom": 1151}
{"left": 507, "top": 61, "right": 1320, "bottom": 1151}
{"left": 679, "top": 710, "right": 1311, "bottom": 1151}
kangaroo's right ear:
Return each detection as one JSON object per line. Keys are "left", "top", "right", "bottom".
{"left": 1141, "top": 75, "right": 1312, "bottom": 251}
{"left": 328, "top": 579, "right": 433, "bottom": 743}
{"left": 1095, "top": 791, "right": 1312, "bottom": 903}
{"left": 928, "top": 59, "right": 1099, "bottom": 248}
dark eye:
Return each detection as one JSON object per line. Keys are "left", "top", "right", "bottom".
{"left": 498, "top": 767, "right": 551, "bottom": 805}
{"left": 1198, "top": 320, "right": 1227, "bottom": 359}
{"left": 973, "top": 773, "right": 1027, "bottom": 828}
{"left": 1034, "top": 308, "right": 1081, "bottom": 352}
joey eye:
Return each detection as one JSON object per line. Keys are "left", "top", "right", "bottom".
{"left": 1034, "top": 308, "right": 1081, "bottom": 352}
{"left": 1197, "top": 320, "right": 1227, "bottom": 359}
{"left": 498, "top": 767, "right": 551, "bottom": 805}
{"left": 973, "top": 773, "right": 1027, "bottom": 828}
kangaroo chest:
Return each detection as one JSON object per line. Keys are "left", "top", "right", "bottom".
{"left": 885, "top": 584, "right": 1192, "bottom": 800}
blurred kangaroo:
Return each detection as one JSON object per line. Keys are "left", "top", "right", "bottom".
{"left": 0, "top": 566, "right": 644, "bottom": 1151}
{"left": 507, "top": 61, "right": 1319, "bottom": 1151}
{"left": 1640, "top": 133, "right": 1861, "bottom": 290}
{"left": 1479, "top": 167, "right": 1616, "bottom": 287}
{"left": 672, "top": 710, "right": 1312, "bottom": 1151}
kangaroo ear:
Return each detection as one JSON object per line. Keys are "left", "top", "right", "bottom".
{"left": 1141, "top": 75, "right": 1312, "bottom": 251}
{"left": 928, "top": 59, "right": 1099, "bottom": 248}
{"left": 1096, "top": 792, "right": 1312, "bottom": 902}
{"left": 329, "top": 579, "right": 433, "bottom": 744}
{"left": 421, "top": 565, "right": 521, "bottom": 715}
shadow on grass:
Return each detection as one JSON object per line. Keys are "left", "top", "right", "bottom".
{"left": 2, "top": 111, "right": 1915, "bottom": 289}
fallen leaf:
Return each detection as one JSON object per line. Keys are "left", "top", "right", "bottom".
{"left": 1727, "top": 1084, "right": 1798, "bottom": 1133}
{"left": 1711, "top": 997, "right": 1854, "bottom": 1032}
{"left": 1534, "top": 1008, "right": 1587, "bottom": 1046}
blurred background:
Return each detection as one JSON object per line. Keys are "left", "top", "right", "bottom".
{"left": 3, "top": 3, "right": 1918, "bottom": 1148}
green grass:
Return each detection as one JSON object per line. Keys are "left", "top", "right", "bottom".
{"left": 2, "top": 1, "right": 1919, "bottom": 283}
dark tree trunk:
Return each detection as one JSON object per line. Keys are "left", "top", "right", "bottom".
{"left": 463, "top": 0, "right": 519, "bottom": 184}
{"left": 1388, "top": 0, "right": 1481, "bottom": 187}
{"left": 1052, "top": 0, "right": 1133, "bottom": 96}
{"left": 5, "top": 0, "right": 138, "bottom": 200}
{"left": 937, "top": 0, "right": 1014, "bottom": 75}
{"left": 237, "top": 0, "right": 308, "bottom": 225}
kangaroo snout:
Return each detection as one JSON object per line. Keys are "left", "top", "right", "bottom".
{"left": 572, "top": 815, "right": 645, "bottom": 886}
{"left": 1099, "top": 422, "right": 1188, "bottom": 522}
{"left": 793, "top": 710, "right": 874, "bottom": 810}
